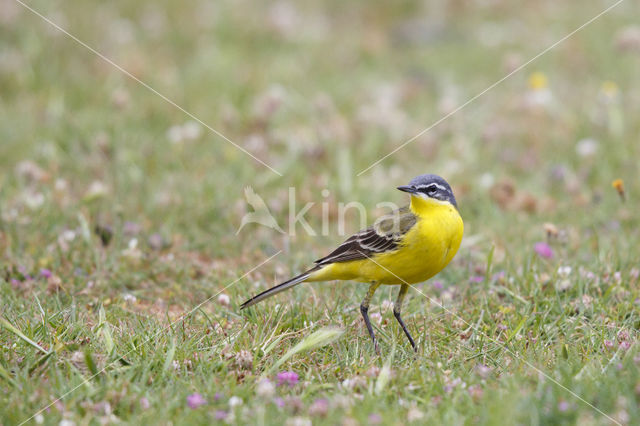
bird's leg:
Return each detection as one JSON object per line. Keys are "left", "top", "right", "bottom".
{"left": 360, "top": 282, "right": 382, "bottom": 354}
{"left": 394, "top": 284, "right": 417, "bottom": 351}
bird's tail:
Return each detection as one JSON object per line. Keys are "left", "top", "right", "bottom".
{"left": 240, "top": 265, "right": 321, "bottom": 309}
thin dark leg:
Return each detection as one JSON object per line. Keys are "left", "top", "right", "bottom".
{"left": 360, "top": 282, "right": 381, "bottom": 354}
{"left": 394, "top": 284, "right": 416, "bottom": 351}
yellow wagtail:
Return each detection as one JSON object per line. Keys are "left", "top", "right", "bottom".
{"left": 241, "top": 174, "right": 463, "bottom": 352}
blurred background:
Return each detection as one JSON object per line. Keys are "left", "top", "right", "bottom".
{"left": 2, "top": 0, "right": 640, "bottom": 424}
{"left": 2, "top": 0, "right": 639, "bottom": 301}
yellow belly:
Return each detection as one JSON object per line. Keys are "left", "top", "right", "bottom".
{"left": 308, "top": 199, "right": 463, "bottom": 285}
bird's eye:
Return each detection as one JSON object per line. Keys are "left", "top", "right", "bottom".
{"left": 425, "top": 185, "right": 437, "bottom": 194}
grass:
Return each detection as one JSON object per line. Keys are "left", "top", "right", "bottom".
{"left": 1, "top": 0, "right": 640, "bottom": 424}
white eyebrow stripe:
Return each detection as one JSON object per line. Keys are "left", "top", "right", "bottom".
{"left": 416, "top": 183, "right": 447, "bottom": 191}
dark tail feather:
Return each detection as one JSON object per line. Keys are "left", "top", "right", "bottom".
{"left": 240, "top": 266, "right": 321, "bottom": 309}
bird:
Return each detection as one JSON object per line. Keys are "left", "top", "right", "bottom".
{"left": 240, "top": 174, "right": 463, "bottom": 353}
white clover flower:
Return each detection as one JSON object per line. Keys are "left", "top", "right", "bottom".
{"left": 217, "top": 294, "right": 230, "bottom": 307}
{"left": 381, "top": 299, "right": 393, "bottom": 312}
{"left": 23, "top": 191, "right": 45, "bottom": 209}
{"left": 123, "top": 294, "right": 137, "bottom": 303}
{"left": 479, "top": 173, "right": 495, "bottom": 189}
{"left": 62, "top": 230, "right": 76, "bottom": 241}
{"left": 557, "top": 266, "right": 572, "bottom": 277}
{"left": 256, "top": 379, "right": 275, "bottom": 398}
{"left": 229, "top": 396, "right": 243, "bottom": 408}
{"left": 407, "top": 405, "right": 425, "bottom": 422}
{"left": 575, "top": 138, "right": 599, "bottom": 157}
{"left": 85, "top": 181, "right": 109, "bottom": 199}
{"left": 166, "top": 125, "right": 183, "bottom": 144}
{"left": 181, "top": 121, "right": 202, "bottom": 140}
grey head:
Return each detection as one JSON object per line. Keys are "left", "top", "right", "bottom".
{"left": 397, "top": 174, "right": 457, "bottom": 208}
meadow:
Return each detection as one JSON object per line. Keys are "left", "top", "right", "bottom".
{"left": 1, "top": 0, "right": 640, "bottom": 424}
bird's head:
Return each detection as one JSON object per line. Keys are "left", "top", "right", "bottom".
{"left": 397, "top": 174, "right": 457, "bottom": 209}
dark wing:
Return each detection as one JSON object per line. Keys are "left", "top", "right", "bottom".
{"left": 314, "top": 206, "right": 417, "bottom": 265}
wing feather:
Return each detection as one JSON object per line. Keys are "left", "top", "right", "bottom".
{"left": 314, "top": 206, "right": 416, "bottom": 265}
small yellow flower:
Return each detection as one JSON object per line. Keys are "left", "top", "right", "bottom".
{"left": 601, "top": 80, "right": 619, "bottom": 98}
{"left": 612, "top": 179, "right": 625, "bottom": 201}
{"left": 528, "top": 72, "right": 548, "bottom": 90}
{"left": 498, "top": 305, "right": 514, "bottom": 314}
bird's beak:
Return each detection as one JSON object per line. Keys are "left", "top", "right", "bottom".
{"left": 397, "top": 185, "right": 417, "bottom": 194}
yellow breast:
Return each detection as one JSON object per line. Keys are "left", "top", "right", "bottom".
{"left": 311, "top": 195, "right": 463, "bottom": 285}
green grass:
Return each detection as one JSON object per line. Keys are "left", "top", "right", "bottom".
{"left": 2, "top": 0, "right": 640, "bottom": 424}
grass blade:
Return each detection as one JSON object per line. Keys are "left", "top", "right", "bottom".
{"left": 507, "top": 316, "right": 528, "bottom": 342}
{"left": 162, "top": 338, "right": 176, "bottom": 374}
{"left": 0, "top": 363, "right": 18, "bottom": 387}
{"left": 98, "top": 306, "right": 115, "bottom": 355}
{"left": 271, "top": 327, "right": 343, "bottom": 371}
{"left": 262, "top": 334, "right": 286, "bottom": 355}
{"left": 375, "top": 344, "right": 396, "bottom": 395}
{"left": 0, "top": 316, "right": 49, "bottom": 355}
{"left": 84, "top": 349, "right": 99, "bottom": 376}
